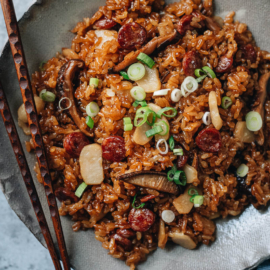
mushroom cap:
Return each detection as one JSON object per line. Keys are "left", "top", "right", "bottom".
{"left": 117, "top": 171, "right": 179, "bottom": 194}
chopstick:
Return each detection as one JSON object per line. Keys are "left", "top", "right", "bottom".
{"left": 0, "top": 81, "right": 62, "bottom": 270}
{"left": 0, "top": 1, "right": 71, "bottom": 269}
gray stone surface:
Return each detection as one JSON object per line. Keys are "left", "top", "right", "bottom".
{"left": 0, "top": 1, "right": 53, "bottom": 270}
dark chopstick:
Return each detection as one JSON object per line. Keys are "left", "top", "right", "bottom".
{"left": 0, "top": 0, "right": 71, "bottom": 269}
{"left": 0, "top": 81, "right": 62, "bottom": 270}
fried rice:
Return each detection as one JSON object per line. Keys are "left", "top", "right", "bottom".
{"left": 17, "top": 0, "right": 270, "bottom": 268}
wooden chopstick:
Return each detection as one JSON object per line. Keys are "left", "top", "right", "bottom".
{"left": 0, "top": 81, "right": 62, "bottom": 270}
{"left": 0, "top": 1, "right": 71, "bottom": 269}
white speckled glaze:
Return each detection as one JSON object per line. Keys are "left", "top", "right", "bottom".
{"left": 0, "top": 0, "right": 270, "bottom": 269}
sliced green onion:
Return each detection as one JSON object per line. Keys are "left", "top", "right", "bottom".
{"left": 75, "top": 182, "right": 88, "bottom": 198}
{"left": 202, "top": 66, "right": 216, "bottom": 78}
{"left": 196, "top": 75, "right": 207, "bottom": 83}
{"left": 86, "top": 116, "right": 94, "bottom": 129}
{"left": 124, "top": 117, "right": 133, "bottom": 131}
{"left": 181, "top": 76, "right": 198, "bottom": 95}
{"left": 188, "top": 188, "right": 199, "bottom": 196}
{"left": 193, "top": 195, "right": 204, "bottom": 207}
{"left": 167, "top": 169, "right": 175, "bottom": 182}
{"left": 124, "top": 117, "right": 132, "bottom": 125}
{"left": 86, "top": 101, "right": 100, "bottom": 117}
{"left": 124, "top": 124, "right": 133, "bottom": 131}
{"left": 127, "top": 63, "right": 145, "bottom": 81}
{"left": 237, "top": 164, "right": 249, "bottom": 177}
{"left": 245, "top": 111, "right": 263, "bottom": 132}
{"left": 90, "top": 78, "right": 99, "bottom": 88}
{"left": 130, "top": 86, "right": 146, "bottom": 101}
{"left": 145, "top": 126, "right": 163, "bottom": 138}
{"left": 133, "top": 100, "right": 147, "bottom": 107}
{"left": 173, "top": 148, "right": 183, "bottom": 155}
{"left": 39, "top": 90, "right": 56, "bottom": 102}
{"left": 153, "top": 120, "right": 169, "bottom": 136}
{"left": 173, "top": 170, "right": 187, "bottom": 186}
{"left": 169, "top": 136, "right": 175, "bottom": 151}
{"left": 134, "top": 107, "right": 156, "bottom": 127}
{"left": 221, "top": 96, "right": 232, "bottom": 109}
{"left": 120, "top": 71, "right": 130, "bottom": 80}
{"left": 156, "top": 107, "right": 177, "bottom": 118}
{"left": 137, "top": 53, "right": 155, "bottom": 68}
{"left": 190, "top": 195, "right": 196, "bottom": 203}
{"left": 145, "top": 111, "right": 156, "bottom": 126}
{"left": 132, "top": 193, "right": 145, "bottom": 209}
{"left": 195, "top": 68, "right": 206, "bottom": 78}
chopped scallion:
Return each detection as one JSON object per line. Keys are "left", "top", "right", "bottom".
{"left": 86, "top": 116, "right": 94, "bottom": 129}
{"left": 75, "top": 182, "right": 88, "bottom": 198}
{"left": 195, "top": 68, "right": 206, "bottom": 78}
{"left": 245, "top": 111, "right": 262, "bottom": 132}
{"left": 133, "top": 100, "right": 147, "bottom": 107}
{"left": 173, "top": 148, "right": 183, "bottom": 156}
{"left": 137, "top": 53, "right": 155, "bottom": 68}
{"left": 188, "top": 188, "right": 199, "bottom": 196}
{"left": 167, "top": 165, "right": 177, "bottom": 182}
{"left": 86, "top": 101, "right": 100, "bottom": 117}
{"left": 120, "top": 71, "right": 130, "bottom": 80}
{"left": 39, "top": 89, "right": 56, "bottom": 102}
{"left": 196, "top": 75, "right": 207, "bottom": 83}
{"left": 221, "top": 96, "right": 232, "bottom": 109}
{"left": 193, "top": 195, "right": 204, "bottom": 207}
{"left": 132, "top": 193, "right": 145, "bottom": 209}
{"left": 89, "top": 78, "right": 99, "bottom": 88}
{"left": 124, "top": 124, "right": 133, "bottom": 131}
{"left": 153, "top": 120, "right": 169, "bottom": 136}
{"left": 173, "top": 170, "right": 187, "bottom": 186}
{"left": 127, "top": 63, "right": 145, "bottom": 81}
{"left": 202, "top": 66, "right": 216, "bottom": 78}
{"left": 130, "top": 86, "right": 146, "bottom": 101}
{"left": 39, "top": 61, "right": 47, "bottom": 71}
{"left": 169, "top": 136, "right": 175, "bottom": 151}
{"left": 145, "top": 126, "right": 163, "bottom": 138}
{"left": 124, "top": 117, "right": 132, "bottom": 125}
{"left": 156, "top": 107, "right": 177, "bottom": 118}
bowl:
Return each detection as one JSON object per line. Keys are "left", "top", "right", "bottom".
{"left": 0, "top": 0, "right": 270, "bottom": 269}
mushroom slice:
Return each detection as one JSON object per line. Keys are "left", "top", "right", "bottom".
{"left": 183, "top": 164, "right": 198, "bottom": 184}
{"left": 136, "top": 65, "right": 161, "bottom": 93}
{"left": 133, "top": 122, "right": 153, "bottom": 145}
{"left": 57, "top": 60, "right": 91, "bottom": 137}
{"left": 173, "top": 185, "right": 202, "bottom": 214}
{"left": 158, "top": 219, "right": 168, "bottom": 249}
{"left": 234, "top": 121, "right": 255, "bottom": 143}
{"left": 79, "top": 144, "right": 104, "bottom": 185}
{"left": 168, "top": 231, "right": 197, "bottom": 250}
{"left": 113, "top": 31, "right": 178, "bottom": 72}
{"left": 252, "top": 72, "right": 270, "bottom": 145}
{"left": 117, "top": 171, "right": 179, "bottom": 194}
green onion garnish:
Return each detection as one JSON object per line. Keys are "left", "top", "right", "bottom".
{"left": 196, "top": 75, "right": 207, "bottom": 83}
{"left": 202, "top": 66, "right": 216, "bottom": 78}
{"left": 221, "top": 96, "right": 232, "bottom": 109}
{"left": 190, "top": 195, "right": 196, "bottom": 203}
{"left": 134, "top": 107, "right": 156, "bottom": 127}
{"left": 188, "top": 188, "right": 199, "bottom": 196}
{"left": 169, "top": 136, "right": 175, "bottom": 151}
{"left": 245, "top": 111, "right": 263, "bottom": 132}
{"left": 130, "top": 86, "right": 146, "bottom": 101}
{"left": 156, "top": 107, "right": 177, "bottom": 118}
{"left": 173, "top": 148, "right": 183, "bottom": 155}
{"left": 236, "top": 164, "right": 249, "bottom": 177}
{"left": 173, "top": 170, "right": 187, "bottom": 186}
{"left": 193, "top": 195, "right": 204, "bottom": 207}
{"left": 120, "top": 71, "right": 130, "bottom": 80}
{"left": 137, "top": 53, "right": 155, "bottom": 69}
{"left": 123, "top": 117, "right": 133, "bottom": 131}
{"left": 39, "top": 61, "right": 47, "bottom": 71}
{"left": 132, "top": 193, "right": 145, "bottom": 209}
{"left": 39, "top": 89, "right": 56, "bottom": 102}
{"left": 86, "top": 116, "right": 94, "bottom": 129}
{"left": 133, "top": 100, "right": 147, "bottom": 107}
{"left": 75, "top": 182, "right": 88, "bottom": 198}
{"left": 89, "top": 78, "right": 99, "bottom": 88}
{"left": 153, "top": 120, "right": 169, "bottom": 136}
{"left": 195, "top": 68, "right": 206, "bottom": 78}
{"left": 145, "top": 126, "right": 163, "bottom": 138}
{"left": 167, "top": 165, "right": 177, "bottom": 182}
{"left": 127, "top": 63, "right": 146, "bottom": 81}
{"left": 86, "top": 101, "right": 100, "bottom": 117}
